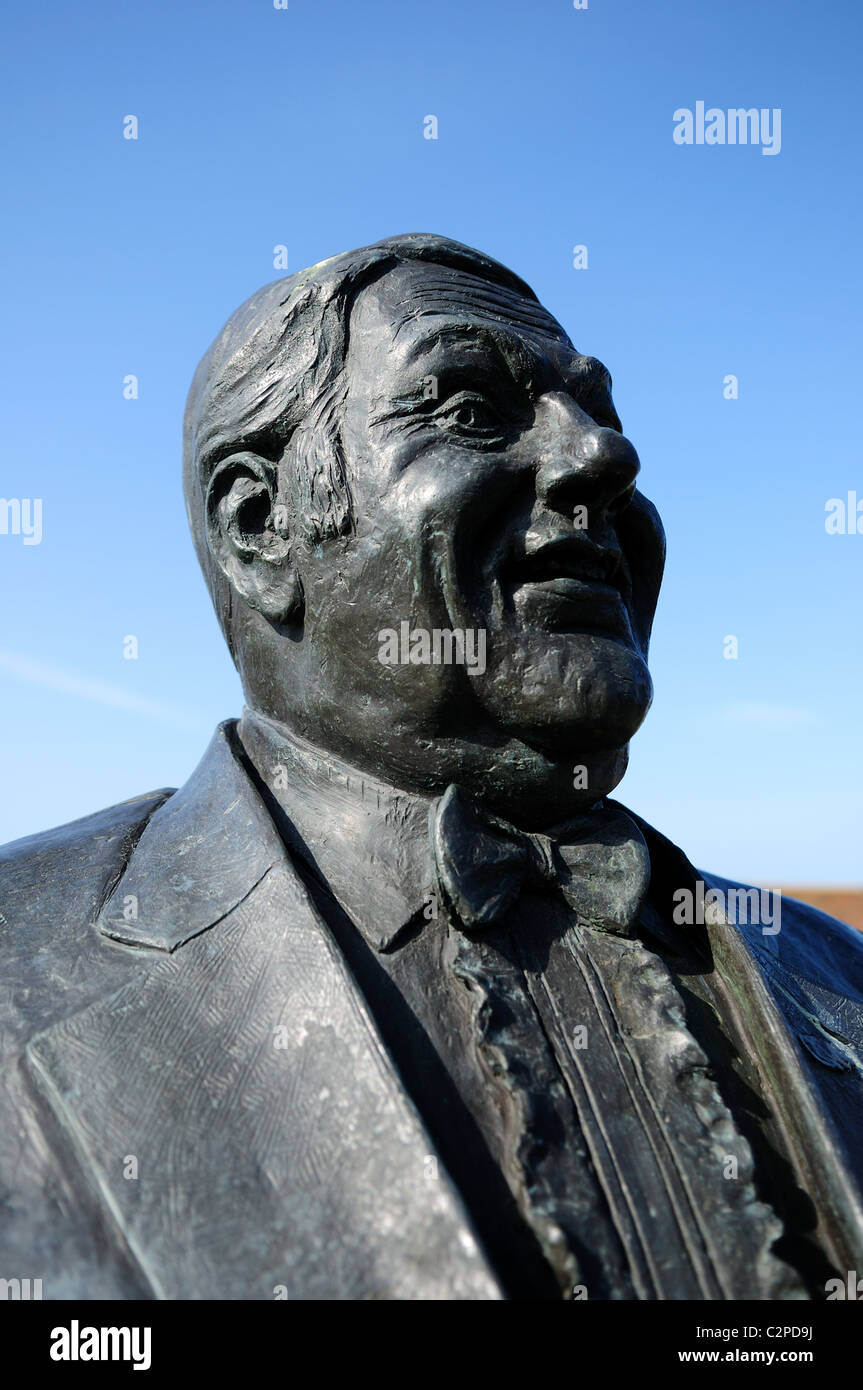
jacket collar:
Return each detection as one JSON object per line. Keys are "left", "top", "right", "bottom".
{"left": 237, "top": 708, "right": 431, "bottom": 952}
{"left": 97, "top": 720, "right": 283, "bottom": 952}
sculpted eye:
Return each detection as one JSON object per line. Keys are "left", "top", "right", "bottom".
{"left": 435, "top": 392, "right": 502, "bottom": 436}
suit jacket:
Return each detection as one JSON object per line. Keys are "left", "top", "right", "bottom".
{"left": 1, "top": 720, "right": 862, "bottom": 1299}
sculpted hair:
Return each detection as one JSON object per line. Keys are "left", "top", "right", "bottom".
{"left": 182, "top": 233, "right": 539, "bottom": 656}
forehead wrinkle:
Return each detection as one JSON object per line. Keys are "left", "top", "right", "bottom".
{"left": 397, "top": 319, "right": 529, "bottom": 376}
{"left": 396, "top": 287, "right": 567, "bottom": 344}
{"left": 384, "top": 263, "right": 568, "bottom": 332}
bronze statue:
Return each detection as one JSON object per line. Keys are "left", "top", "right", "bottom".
{"left": 2, "top": 234, "right": 861, "bottom": 1300}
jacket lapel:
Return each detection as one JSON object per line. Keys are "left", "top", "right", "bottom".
{"left": 26, "top": 723, "right": 502, "bottom": 1300}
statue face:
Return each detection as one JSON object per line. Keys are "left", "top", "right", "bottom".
{"left": 285, "top": 260, "right": 665, "bottom": 798}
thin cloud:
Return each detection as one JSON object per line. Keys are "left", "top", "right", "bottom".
{"left": 0, "top": 649, "right": 200, "bottom": 731}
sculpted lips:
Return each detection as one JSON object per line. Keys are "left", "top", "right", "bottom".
{"left": 503, "top": 535, "right": 630, "bottom": 633}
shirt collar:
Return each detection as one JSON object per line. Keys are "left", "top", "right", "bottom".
{"left": 237, "top": 707, "right": 433, "bottom": 952}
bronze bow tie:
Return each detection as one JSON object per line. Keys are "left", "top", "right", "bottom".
{"left": 429, "top": 784, "right": 651, "bottom": 936}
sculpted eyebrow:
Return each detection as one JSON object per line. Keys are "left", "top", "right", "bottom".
{"left": 400, "top": 322, "right": 520, "bottom": 372}
{"left": 367, "top": 329, "right": 529, "bottom": 426}
{"left": 400, "top": 326, "right": 555, "bottom": 404}
{"left": 566, "top": 356, "right": 620, "bottom": 418}
{"left": 568, "top": 355, "right": 612, "bottom": 394}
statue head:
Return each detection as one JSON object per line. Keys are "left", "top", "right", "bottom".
{"left": 184, "top": 233, "right": 665, "bottom": 827}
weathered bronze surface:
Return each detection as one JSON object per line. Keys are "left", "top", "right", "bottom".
{"left": 2, "top": 235, "right": 861, "bottom": 1300}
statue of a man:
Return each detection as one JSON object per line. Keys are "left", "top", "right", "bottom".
{"left": 1, "top": 234, "right": 861, "bottom": 1300}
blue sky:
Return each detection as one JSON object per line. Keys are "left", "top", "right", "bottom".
{"left": 1, "top": 0, "right": 860, "bottom": 883}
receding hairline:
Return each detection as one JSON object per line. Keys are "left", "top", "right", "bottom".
{"left": 352, "top": 259, "right": 570, "bottom": 345}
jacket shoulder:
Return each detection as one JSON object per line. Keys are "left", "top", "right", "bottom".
{"left": 613, "top": 799, "right": 863, "bottom": 1000}
{"left": 0, "top": 789, "right": 175, "bottom": 922}
{"left": 703, "top": 871, "right": 863, "bottom": 1001}
{"left": 0, "top": 789, "right": 175, "bottom": 1051}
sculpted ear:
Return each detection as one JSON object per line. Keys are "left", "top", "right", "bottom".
{"left": 205, "top": 451, "right": 303, "bottom": 624}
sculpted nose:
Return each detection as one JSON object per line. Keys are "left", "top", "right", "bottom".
{"left": 535, "top": 393, "right": 640, "bottom": 516}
